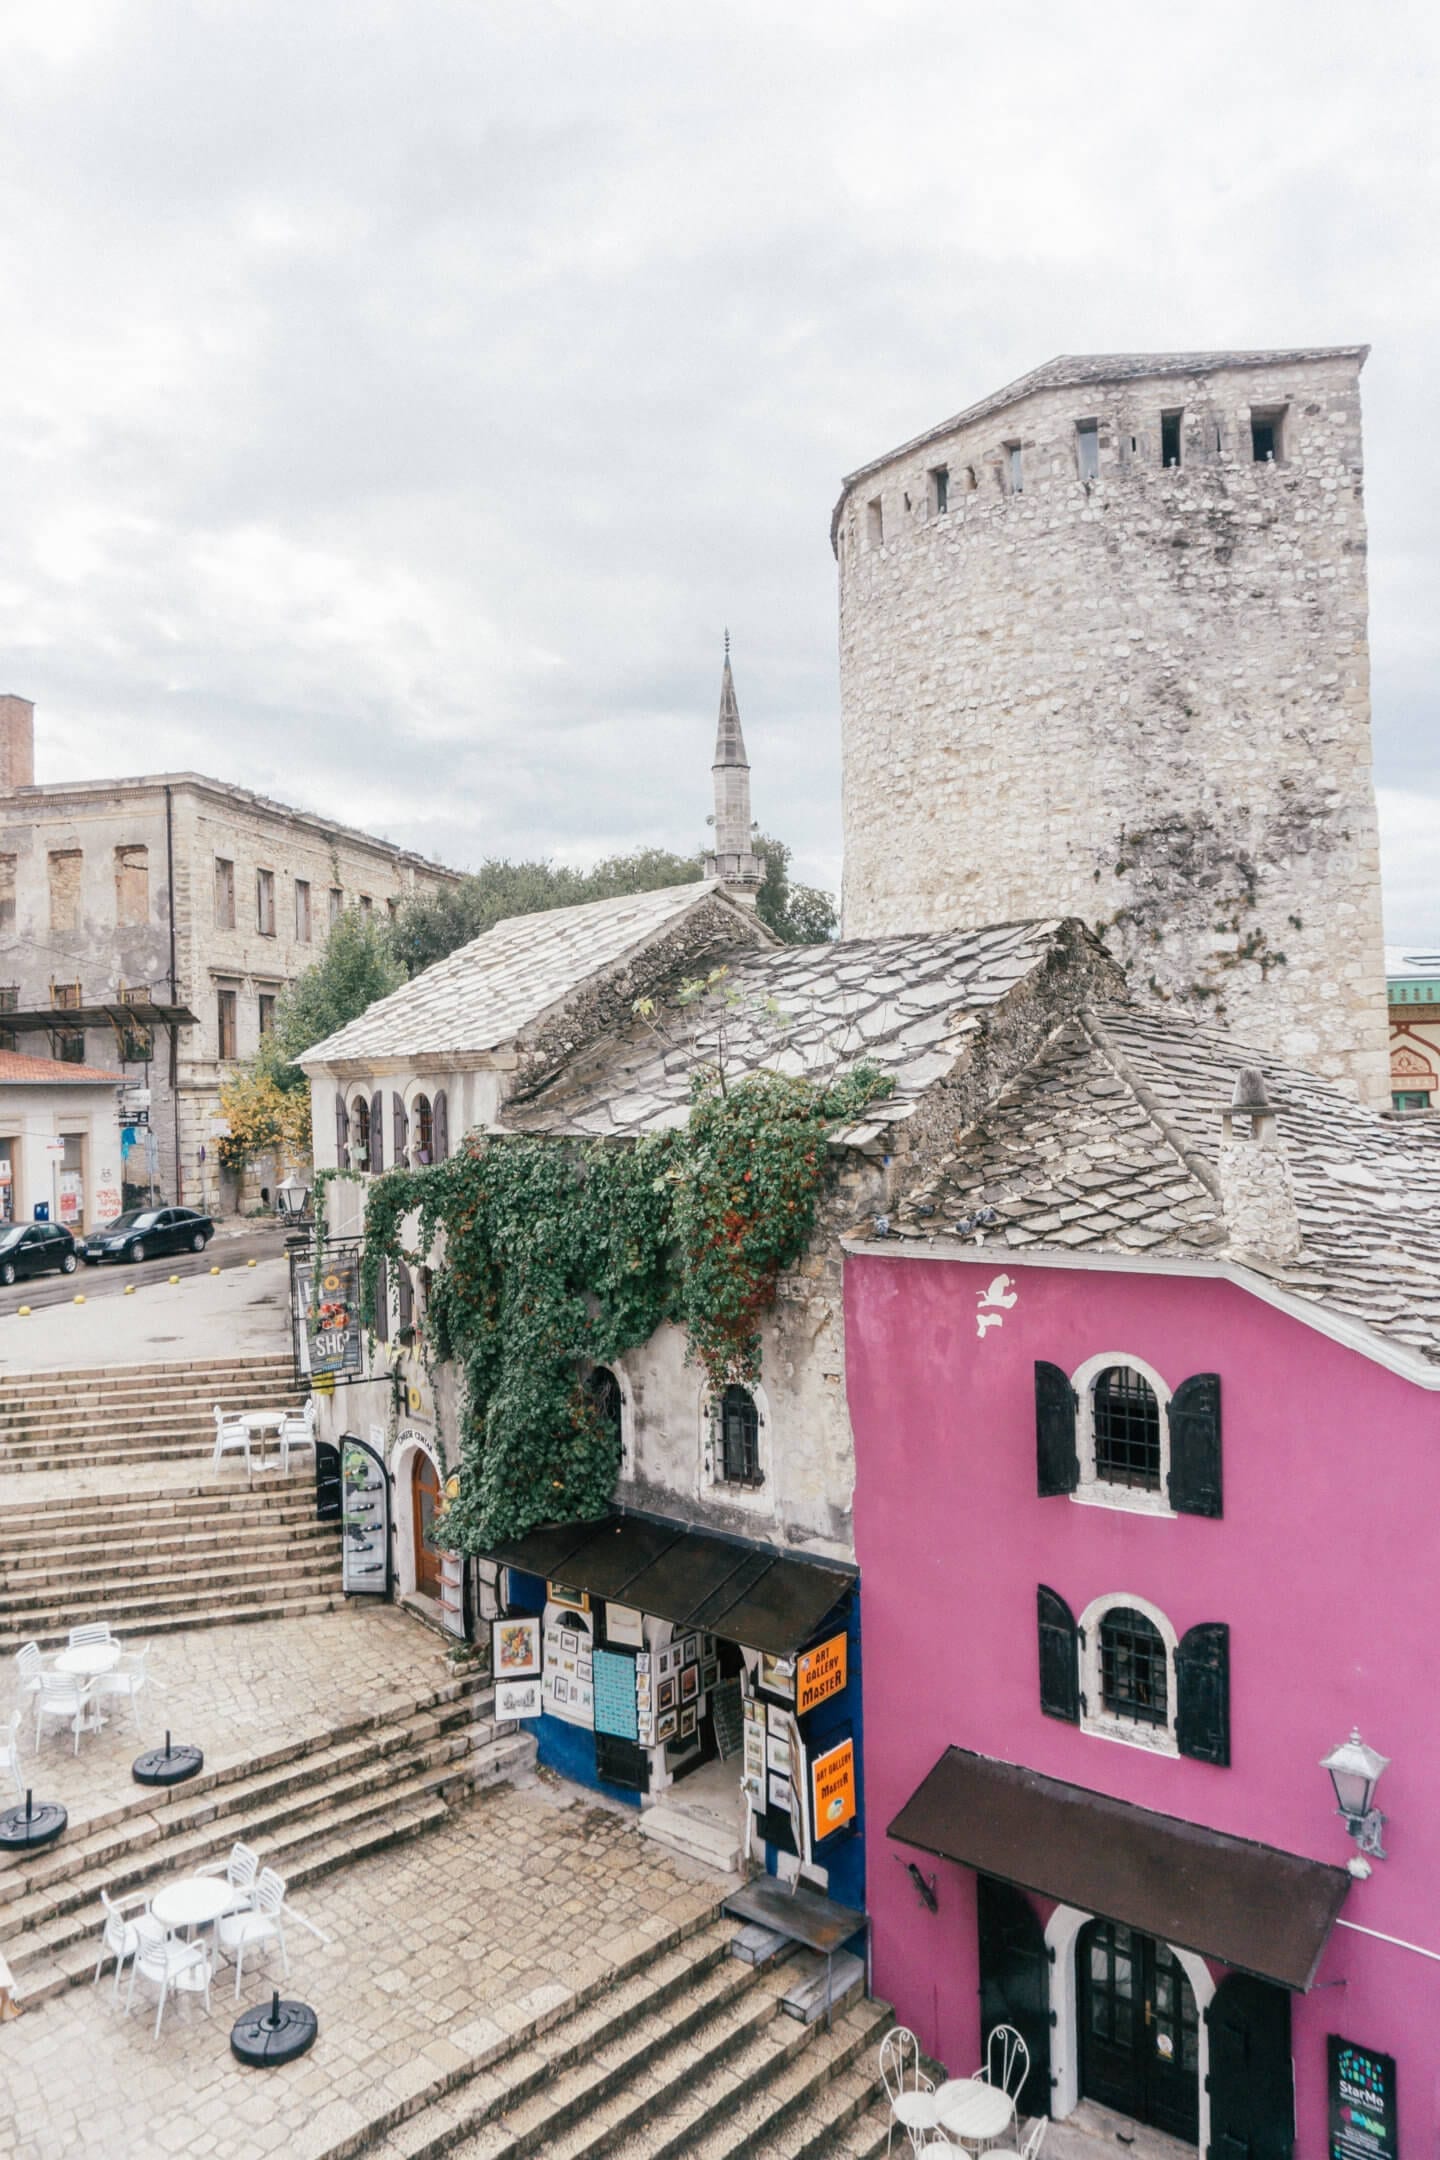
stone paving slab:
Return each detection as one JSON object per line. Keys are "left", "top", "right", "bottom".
{"left": 2, "top": 1775, "right": 723, "bottom": 2160}
{"left": 0, "top": 1256, "right": 291, "bottom": 1374}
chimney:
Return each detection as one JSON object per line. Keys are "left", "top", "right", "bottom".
{"left": 1217, "top": 1066, "right": 1302, "bottom": 1266}
{"left": 0, "top": 696, "right": 35, "bottom": 790}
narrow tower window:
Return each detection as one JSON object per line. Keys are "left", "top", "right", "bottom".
{"left": 929, "top": 465, "right": 949, "bottom": 516}
{"left": 1251, "top": 407, "right": 1286, "bottom": 463}
{"left": 1161, "top": 411, "right": 1183, "bottom": 468}
{"left": 1006, "top": 444, "right": 1023, "bottom": 494}
{"left": 866, "top": 497, "right": 884, "bottom": 547}
{"left": 1075, "top": 421, "right": 1100, "bottom": 482}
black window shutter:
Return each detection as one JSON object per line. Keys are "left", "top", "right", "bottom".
{"left": 1176, "top": 1621, "right": 1230, "bottom": 1765}
{"left": 432, "top": 1088, "right": 449, "bottom": 1163}
{"left": 1168, "top": 1373, "right": 1222, "bottom": 1518}
{"left": 334, "top": 1091, "right": 349, "bottom": 1162}
{"left": 1035, "top": 1363, "right": 1078, "bottom": 1496}
{"left": 373, "top": 1254, "right": 389, "bottom": 1342}
{"left": 393, "top": 1091, "right": 408, "bottom": 1166}
{"left": 1037, "top": 1585, "right": 1080, "bottom": 1723}
{"left": 397, "top": 1265, "right": 413, "bottom": 1332}
{"left": 369, "top": 1089, "right": 384, "bottom": 1173}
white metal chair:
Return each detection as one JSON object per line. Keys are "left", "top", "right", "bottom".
{"left": 978, "top": 2024, "right": 1029, "bottom": 2110}
{"left": 94, "top": 1643, "right": 153, "bottom": 1732}
{"left": 33, "top": 1671, "right": 94, "bottom": 1754}
{"left": 15, "top": 1642, "right": 49, "bottom": 1700}
{"left": 278, "top": 1396, "right": 318, "bottom": 1476}
{"left": 992, "top": 2118, "right": 1048, "bottom": 2159}
{"left": 200, "top": 1840, "right": 260, "bottom": 1915}
{"left": 216, "top": 1865, "right": 289, "bottom": 2000}
{"left": 124, "top": 1913, "right": 212, "bottom": 2036}
{"left": 91, "top": 1887, "right": 150, "bottom": 2000}
{"left": 66, "top": 1622, "right": 115, "bottom": 1649}
{"left": 880, "top": 2026, "right": 937, "bottom": 2156}
{"left": 212, "top": 1404, "right": 251, "bottom": 1471}
{"left": 2, "top": 1709, "right": 23, "bottom": 1802}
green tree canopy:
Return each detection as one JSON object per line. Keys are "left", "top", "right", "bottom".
{"left": 257, "top": 907, "right": 403, "bottom": 1093}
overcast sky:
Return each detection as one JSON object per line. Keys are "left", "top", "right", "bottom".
{"left": 1, "top": 1, "right": 1435, "bottom": 941}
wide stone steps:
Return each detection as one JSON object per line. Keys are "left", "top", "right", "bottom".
{"left": 0, "top": 1560, "right": 346, "bottom": 1650}
{"left": 0, "top": 1353, "right": 301, "bottom": 1465}
{"left": 0, "top": 1477, "right": 316, "bottom": 1538}
{"left": 0, "top": 1371, "right": 297, "bottom": 1426}
{"left": 0, "top": 1354, "right": 296, "bottom": 1416}
{"left": 0, "top": 1518, "right": 336, "bottom": 1589}
{"left": 3, "top": 1589, "right": 348, "bottom": 1654}
{"left": 2, "top": 1676, "right": 534, "bottom": 2007}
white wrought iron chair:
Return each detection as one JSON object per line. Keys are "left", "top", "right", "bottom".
{"left": 215, "top": 1865, "right": 289, "bottom": 1999}
{"left": 2, "top": 1709, "right": 23, "bottom": 1802}
{"left": 33, "top": 1671, "right": 94, "bottom": 1754}
{"left": 66, "top": 1622, "right": 115, "bottom": 1649}
{"left": 91, "top": 1887, "right": 151, "bottom": 1999}
{"left": 880, "top": 2025, "right": 937, "bottom": 2156}
{"left": 124, "top": 1913, "right": 212, "bottom": 2036}
{"left": 94, "top": 1643, "right": 154, "bottom": 1732}
{"left": 278, "top": 1396, "right": 318, "bottom": 1477}
{"left": 973, "top": 2023, "right": 1029, "bottom": 2145}
{"left": 212, "top": 1404, "right": 251, "bottom": 1471}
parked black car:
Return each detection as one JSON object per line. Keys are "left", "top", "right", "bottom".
{"left": 81, "top": 1206, "right": 216, "bottom": 1265}
{"left": 0, "top": 1221, "right": 81, "bottom": 1285}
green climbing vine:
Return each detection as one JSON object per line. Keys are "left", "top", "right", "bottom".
{"left": 325, "top": 1064, "right": 888, "bottom": 1552}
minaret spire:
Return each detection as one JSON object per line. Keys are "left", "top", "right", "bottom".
{"left": 704, "top": 636, "right": 763, "bottom": 904}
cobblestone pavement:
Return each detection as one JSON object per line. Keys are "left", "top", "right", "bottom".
{"left": 2, "top": 1773, "right": 722, "bottom": 2160}
{"left": 6, "top": 1609, "right": 454, "bottom": 1832}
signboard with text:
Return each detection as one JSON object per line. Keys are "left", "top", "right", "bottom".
{"left": 810, "top": 1736, "right": 856, "bottom": 1841}
{"left": 290, "top": 1243, "right": 364, "bottom": 1382}
{"left": 795, "top": 1631, "right": 847, "bottom": 1716}
{"left": 1329, "top": 2037, "right": 1397, "bottom": 2160}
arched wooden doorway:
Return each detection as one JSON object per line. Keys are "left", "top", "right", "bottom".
{"left": 410, "top": 1451, "right": 443, "bottom": 1599}
{"left": 1078, "top": 1919, "right": 1199, "bottom": 2144}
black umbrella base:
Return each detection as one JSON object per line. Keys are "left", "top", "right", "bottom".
{"left": 132, "top": 1743, "right": 204, "bottom": 1787}
{"left": 231, "top": 1996, "right": 319, "bottom": 2066}
{"left": 0, "top": 1799, "right": 67, "bottom": 1852}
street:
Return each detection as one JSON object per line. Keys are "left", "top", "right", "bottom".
{"left": 0, "top": 1218, "right": 291, "bottom": 1318}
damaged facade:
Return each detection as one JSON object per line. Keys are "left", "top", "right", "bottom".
{"left": 833, "top": 349, "right": 1391, "bottom": 1106}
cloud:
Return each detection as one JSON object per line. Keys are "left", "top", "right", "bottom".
{"left": 0, "top": 0, "right": 1435, "bottom": 912}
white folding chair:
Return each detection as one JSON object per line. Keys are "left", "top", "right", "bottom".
{"left": 95, "top": 1643, "right": 153, "bottom": 1733}
{"left": 2, "top": 1709, "right": 23, "bottom": 1802}
{"left": 216, "top": 1866, "right": 289, "bottom": 2000}
{"left": 124, "top": 1914, "right": 212, "bottom": 2037}
{"left": 66, "top": 1622, "right": 115, "bottom": 1649}
{"left": 200, "top": 1840, "right": 260, "bottom": 1915}
{"left": 212, "top": 1404, "right": 251, "bottom": 1471}
{"left": 91, "top": 1887, "right": 150, "bottom": 2000}
{"left": 880, "top": 2026, "right": 937, "bottom": 2156}
{"left": 34, "top": 1672, "right": 94, "bottom": 1755}
{"left": 278, "top": 1397, "right": 318, "bottom": 1476}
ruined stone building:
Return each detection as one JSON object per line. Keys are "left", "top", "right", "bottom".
{"left": 833, "top": 349, "right": 1390, "bottom": 1105}
{"left": 0, "top": 695, "right": 457, "bottom": 1215}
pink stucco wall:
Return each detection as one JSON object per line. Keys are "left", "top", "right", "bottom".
{"left": 845, "top": 1253, "right": 1440, "bottom": 2154}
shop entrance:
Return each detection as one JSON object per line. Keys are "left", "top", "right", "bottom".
{"left": 411, "top": 1452, "right": 443, "bottom": 1598}
{"left": 1078, "top": 1920, "right": 1199, "bottom": 2144}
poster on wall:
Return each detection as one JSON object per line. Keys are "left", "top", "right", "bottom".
{"left": 796, "top": 1632, "right": 847, "bottom": 1716}
{"left": 606, "top": 1603, "right": 645, "bottom": 1649}
{"left": 1328, "top": 2038, "right": 1397, "bottom": 2160}
{"left": 810, "top": 1737, "right": 857, "bottom": 1840}
{"left": 493, "top": 1616, "right": 542, "bottom": 1679}
{"left": 496, "top": 1678, "right": 543, "bottom": 1721}
{"left": 592, "top": 1649, "right": 640, "bottom": 1742}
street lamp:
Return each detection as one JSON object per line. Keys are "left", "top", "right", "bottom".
{"left": 1321, "top": 1727, "right": 1389, "bottom": 1862}
{"left": 275, "top": 1172, "right": 313, "bottom": 1223}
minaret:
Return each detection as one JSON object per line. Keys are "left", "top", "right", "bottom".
{"left": 704, "top": 633, "right": 764, "bottom": 904}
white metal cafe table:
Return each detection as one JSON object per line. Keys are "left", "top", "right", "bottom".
{"left": 54, "top": 1641, "right": 122, "bottom": 1679}
{"left": 241, "top": 1410, "right": 287, "bottom": 1467}
{"left": 934, "top": 2077, "right": 1016, "bottom": 2149}
{"left": 151, "top": 1876, "right": 235, "bottom": 1938}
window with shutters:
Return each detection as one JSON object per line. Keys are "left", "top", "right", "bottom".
{"left": 347, "top": 1093, "right": 371, "bottom": 1171}
{"left": 256, "top": 868, "right": 276, "bottom": 937}
{"left": 703, "top": 1381, "right": 768, "bottom": 1498}
{"left": 1078, "top": 1593, "right": 1179, "bottom": 1755}
{"left": 214, "top": 857, "right": 236, "bottom": 931}
{"left": 216, "top": 988, "right": 238, "bottom": 1062}
{"left": 410, "top": 1093, "right": 433, "bottom": 1166}
{"left": 1037, "top": 1357, "right": 1222, "bottom": 1519}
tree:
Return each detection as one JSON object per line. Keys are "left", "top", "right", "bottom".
{"left": 257, "top": 907, "right": 404, "bottom": 1096}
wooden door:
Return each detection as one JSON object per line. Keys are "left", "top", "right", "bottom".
{"left": 410, "top": 1452, "right": 443, "bottom": 1598}
{"left": 977, "top": 1877, "right": 1052, "bottom": 2118}
{"left": 1079, "top": 1920, "right": 1199, "bottom": 2144}
{"left": 1206, "top": 1973, "right": 1294, "bottom": 2159}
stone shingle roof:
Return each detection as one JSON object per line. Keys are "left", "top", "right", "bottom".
{"left": 875, "top": 1004, "right": 1440, "bottom": 1371}
{"left": 512, "top": 918, "right": 1072, "bottom": 1141}
{"left": 300, "top": 882, "right": 741, "bottom": 1068}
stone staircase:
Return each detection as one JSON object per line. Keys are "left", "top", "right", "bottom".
{"left": 0, "top": 1670, "right": 534, "bottom": 2008}
{"left": 306, "top": 1910, "right": 897, "bottom": 2160}
{"left": 0, "top": 1353, "right": 301, "bottom": 1470}
{"left": 0, "top": 1473, "right": 344, "bottom": 1650}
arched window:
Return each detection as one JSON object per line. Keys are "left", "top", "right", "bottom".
{"left": 1097, "top": 1605, "right": 1169, "bottom": 1728}
{"left": 718, "top": 1385, "right": 761, "bottom": 1487}
{"left": 1091, "top": 1366, "right": 1161, "bottom": 1492}
{"left": 349, "top": 1094, "right": 371, "bottom": 1170}
{"left": 412, "top": 1093, "right": 433, "bottom": 1166}
{"left": 584, "top": 1366, "right": 624, "bottom": 1456}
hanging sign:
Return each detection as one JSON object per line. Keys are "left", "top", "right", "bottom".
{"left": 810, "top": 1737, "right": 857, "bottom": 1840}
{"left": 1328, "top": 2037, "right": 1397, "bottom": 2160}
{"left": 796, "top": 1632, "right": 847, "bottom": 1716}
{"left": 291, "top": 1244, "right": 364, "bottom": 1380}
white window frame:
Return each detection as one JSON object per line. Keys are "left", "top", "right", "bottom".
{"left": 1070, "top": 1350, "right": 1175, "bottom": 1518}
{"left": 1078, "top": 1590, "right": 1179, "bottom": 1757}
{"left": 700, "top": 1379, "right": 770, "bottom": 1507}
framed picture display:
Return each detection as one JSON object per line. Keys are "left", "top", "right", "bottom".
{"left": 765, "top": 1702, "right": 790, "bottom": 1737}
{"left": 701, "top": 1658, "right": 720, "bottom": 1693}
{"left": 492, "top": 1615, "right": 542, "bottom": 1679}
{"left": 702, "top": 1634, "right": 716, "bottom": 1658}
{"left": 552, "top": 1675, "right": 571, "bottom": 1706}
{"left": 543, "top": 1625, "right": 563, "bottom": 1660}
{"left": 635, "top": 1653, "right": 651, "bottom": 1676}
{"left": 680, "top": 1705, "right": 697, "bottom": 1739}
{"left": 656, "top": 1708, "right": 678, "bottom": 1742}
{"left": 560, "top": 1652, "right": 578, "bottom": 1679}
{"left": 767, "top": 1771, "right": 792, "bottom": 1813}
{"left": 677, "top": 1633, "right": 696, "bottom": 1667}
{"left": 766, "top": 1731, "right": 792, "bottom": 1779}
{"left": 744, "top": 1696, "right": 764, "bottom": 1727}
{"left": 578, "top": 1653, "right": 593, "bottom": 1682}
{"left": 605, "top": 1603, "right": 646, "bottom": 1649}
{"left": 657, "top": 1644, "right": 676, "bottom": 1679}
{"left": 759, "top": 1652, "right": 795, "bottom": 1700}
{"left": 680, "top": 1663, "right": 700, "bottom": 1705}
{"left": 657, "top": 1676, "right": 677, "bottom": 1712}
{"left": 547, "top": 1582, "right": 590, "bottom": 1614}
{"left": 495, "top": 1677, "right": 543, "bottom": 1721}
{"left": 742, "top": 1718, "right": 766, "bottom": 1800}
{"left": 636, "top": 1676, "right": 652, "bottom": 1704}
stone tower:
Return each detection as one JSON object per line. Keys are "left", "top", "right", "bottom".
{"left": 704, "top": 637, "right": 764, "bottom": 903}
{"left": 833, "top": 349, "right": 1390, "bottom": 1104}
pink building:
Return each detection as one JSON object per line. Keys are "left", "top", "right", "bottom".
{"left": 845, "top": 1003, "right": 1440, "bottom": 2159}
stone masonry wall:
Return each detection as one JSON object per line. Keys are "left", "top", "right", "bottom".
{"left": 836, "top": 352, "right": 1390, "bottom": 1103}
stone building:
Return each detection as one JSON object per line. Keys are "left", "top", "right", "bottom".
{"left": 0, "top": 695, "right": 457, "bottom": 1212}
{"left": 833, "top": 349, "right": 1390, "bottom": 1105}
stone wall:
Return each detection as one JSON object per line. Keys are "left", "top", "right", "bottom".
{"left": 835, "top": 351, "right": 1390, "bottom": 1103}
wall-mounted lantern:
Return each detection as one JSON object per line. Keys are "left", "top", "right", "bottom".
{"left": 1321, "top": 1728, "right": 1389, "bottom": 1864}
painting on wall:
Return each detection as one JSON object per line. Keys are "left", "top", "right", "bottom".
{"left": 680, "top": 1706, "right": 697, "bottom": 1740}
{"left": 680, "top": 1663, "right": 700, "bottom": 1705}
{"left": 658, "top": 1676, "right": 677, "bottom": 1712}
{"left": 492, "top": 1616, "right": 542, "bottom": 1679}
{"left": 759, "top": 1653, "right": 795, "bottom": 1700}
{"left": 657, "top": 1709, "right": 678, "bottom": 1743}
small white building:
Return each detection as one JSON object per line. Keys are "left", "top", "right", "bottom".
{"left": 0, "top": 1049, "right": 125, "bottom": 1232}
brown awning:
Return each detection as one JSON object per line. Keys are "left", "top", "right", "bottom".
{"left": 487, "top": 1510, "right": 854, "bottom": 1659}
{"left": 889, "top": 1748, "right": 1349, "bottom": 1991}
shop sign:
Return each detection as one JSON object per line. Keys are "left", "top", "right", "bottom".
{"left": 796, "top": 1631, "right": 847, "bottom": 1715}
{"left": 293, "top": 1246, "right": 363, "bottom": 1380}
{"left": 810, "top": 1737, "right": 857, "bottom": 1840}
{"left": 1328, "top": 2037, "right": 1397, "bottom": 2160}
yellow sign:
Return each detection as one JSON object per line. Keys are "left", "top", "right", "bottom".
{"left": 796, "top": 1631, "right": 847, "bottom": 1716}
{"left": 810, "top": 1738, "right": 856, "bottom": 1838}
